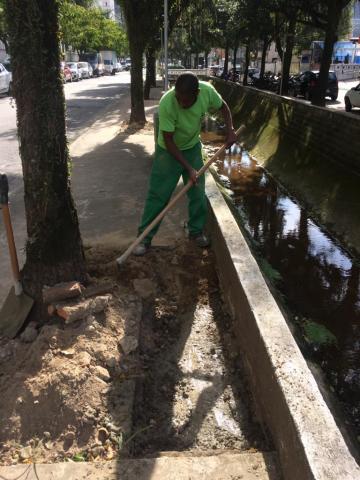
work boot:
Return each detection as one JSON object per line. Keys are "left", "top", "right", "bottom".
{"left": 133, "top": 242, "right": 150, "bottom": 256}
{"left": 189, "top": 232, "right": 211, "bottom": 248}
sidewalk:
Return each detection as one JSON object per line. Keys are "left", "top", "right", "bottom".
{"left": 71, "top": 85, "right": 188, "bottom": 254}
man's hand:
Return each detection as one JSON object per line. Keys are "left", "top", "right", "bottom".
{"left": 188, "top": 167, "right": 198, "bottom": 185}
{"left": 226, "top": 128, "right": 238, "bottom": 148}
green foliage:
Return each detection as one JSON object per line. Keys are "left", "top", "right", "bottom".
{"left": 72, "top": 452, "right": 86, "bottom": 462}
{"left": 303, "top": 320, "right": 337, "bottom": 347}
{"left": 59, "top": 0, "right": 128, "bottom": 55}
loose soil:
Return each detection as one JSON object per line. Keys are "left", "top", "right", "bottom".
{"left": 0, "top": 240, "right": 271, "bottom": 467}
{"left": 127, "top": 241, "right": 271, "bottom": 456}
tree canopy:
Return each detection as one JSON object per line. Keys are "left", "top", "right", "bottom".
{"left": 59, "top": 0, "right": 128, "bottom": 55}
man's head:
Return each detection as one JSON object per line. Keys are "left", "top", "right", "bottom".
{"left": 175, "top": 73, "right": 199, "bottom": 109}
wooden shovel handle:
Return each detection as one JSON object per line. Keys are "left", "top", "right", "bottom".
{"left": 1, "top": 204, "right": 20, "bottom": 283}
{"left": 116, "top": 126, "right": 243, "bottom": 266}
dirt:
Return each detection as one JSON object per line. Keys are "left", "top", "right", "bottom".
{"left": 127, "top": 241, "right": 271, "bottom": 456}
{"left": 0, "top": 239, "right": 270, "bottom": 467}
{"left": 0, "top": 246, "right": 141, "bottom": 466}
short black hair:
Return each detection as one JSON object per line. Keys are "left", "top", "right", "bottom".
{"left": 175, "top": 73, "right": 199, "bottom": 95}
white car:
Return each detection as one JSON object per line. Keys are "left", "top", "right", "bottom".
{"left": 0, "top": 63, "right": 12, "bottom": 95}
{"left": 66, "top": 62, "right": 81, "bottom": 81}
{"left": 77, "top": 62, "right": 93, "bottom": 79}
{"left": 345, "top": 83, "right": 360, "bottom": 112}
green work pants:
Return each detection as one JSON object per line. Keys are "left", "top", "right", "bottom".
{"left": 138, "top": 142, "right": 206, "bottom": 244}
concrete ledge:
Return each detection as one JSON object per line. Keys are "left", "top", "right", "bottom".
{"left": 206, "top": 173, "right": 360, "bottom": 480}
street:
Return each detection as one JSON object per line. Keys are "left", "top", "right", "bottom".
{"left": 0, "top": 72, "right": 131, "bottom": 306}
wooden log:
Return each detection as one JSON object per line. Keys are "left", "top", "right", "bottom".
{"left": 56, "top": 295, "right": 111, "bottom": 324}
{"left": 43, "top": 281, "right": 83, "bottom": 305}
{"left": 82, "top": 283, "right": 115, "bottom": 299}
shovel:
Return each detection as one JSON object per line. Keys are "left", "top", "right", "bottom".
{"left": 116, "top": 126, "right": 242, "bottom": 267}
{"left": 0, "top": 174, "right": 33, "bottom": 338}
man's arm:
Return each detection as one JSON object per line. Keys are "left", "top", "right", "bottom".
{"left": 220, "top": 101, "right": 237, "bottom": 147}
{"left": 163, "top": 131, "right": 198, "bottom": 184}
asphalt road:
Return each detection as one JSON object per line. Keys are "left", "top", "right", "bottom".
{"left": 0, "top": 72, "right": 131, "bottom": 307}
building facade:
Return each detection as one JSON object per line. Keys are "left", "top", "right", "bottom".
{"left": 95, "top": 0, "right": 116, "bottom": 20}
{"left": 353, "top": 1, "right": 360, "bottom": 37}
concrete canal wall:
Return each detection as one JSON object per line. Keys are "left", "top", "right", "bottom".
{"left": 206, "top": 173, "right": 360, "bottom": 480}
{"left": 211, "top": 78, "right": 360, "bottom": 174}
{"left": 211, "top": 78, "right": 360, "bottom": 254}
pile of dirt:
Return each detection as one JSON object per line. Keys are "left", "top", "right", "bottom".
{"left": 0, "top": 246, "right": 141, "bottom": 465}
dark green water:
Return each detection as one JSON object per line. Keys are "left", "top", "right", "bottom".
{"left": 205, "top": 135, "right": 360, "bottom": 444}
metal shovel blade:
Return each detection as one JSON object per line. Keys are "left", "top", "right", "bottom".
{"left": 0, "top": 287, "right": 34, "bottom": 338}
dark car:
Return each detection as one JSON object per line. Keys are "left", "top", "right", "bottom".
{"left": 292, "top": 70, "right": 338, "bottom": 101}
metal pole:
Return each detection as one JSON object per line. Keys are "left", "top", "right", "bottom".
{"left": 164, "top": 0, "right": 169, "bottom": 90}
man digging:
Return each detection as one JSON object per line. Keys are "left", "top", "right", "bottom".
{"left": 134, "top": 72, "right": 237, "bottom": 256}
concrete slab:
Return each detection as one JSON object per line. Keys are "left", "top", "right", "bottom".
{"left": 206, "top": 173, "right": 360, "bottom": 480}
{"left": 0, "top": 451, "right": 278, "bottom": 479}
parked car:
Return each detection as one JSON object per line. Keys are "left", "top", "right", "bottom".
{"left": 124, "top": 60, "right": 131, "bottom": 71}
{"left": 344, "top": 83, "right": 360, "bottom": 112}
{"left": 210, "top": 65, "right": 222, "bottom": 77}
{"left": 104, "top": 59, "right": 117, "bottom": 75}
{"left": 0, "top": 62, "right": 12, "bottom": 95}
{"left": 119, "top": 61, "right": 127, "bottom": 71}
{"left": 246, "top": 67, "right": 260, "bottom": 84}
{"left": 66, "top": 62, "right": 81, "bottom": 82}
{"left": 291, "top": 70, "right": 338, "bottom": 101}
{"left": 77, "top": 62, "right": 93, "bottom": 79}
{"left": 60, "top": 61, "right": 72, "bottom": 83}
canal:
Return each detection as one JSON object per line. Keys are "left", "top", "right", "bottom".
{"left": 202, "top": 126, "right": 360, "bottom": 447}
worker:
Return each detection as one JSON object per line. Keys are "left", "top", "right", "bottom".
{"left": 133, "top": 72, "right": 237, "bottom": 255}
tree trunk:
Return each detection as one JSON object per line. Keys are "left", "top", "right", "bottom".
{"left": 312, "top": 0, "right": 341, "bottom": 107}
{"left": 5, "top": 0, "right": 86, "bottom": 310}
{"left": 243, "top": 43, "right": 250, "bottom": 86}
{"left": 233, "top": 45, "right": 238, "bottom": 70}
{"left": 144, "top": 46, "right": 156, "bottom": 100}
{"left": 223, "top": 42, "right": 229, "bottom": 75}
{"left": 120, "top": 0, "right": 146, "bottom": 124}
{"left": 204, "top": 50, "right": 210, "bottom": 68}
{"left": 129, "top": 39, "right": 146, "bottom": 124}
{"left": 281, "top": 17, "right": 296, "bottom": 95}
{"left": 260, "top": 37, "right": 269, "bottom": 79}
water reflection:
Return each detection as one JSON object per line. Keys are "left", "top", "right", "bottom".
{"left": 206, "top": 134, "right": 360, "bottom": 439}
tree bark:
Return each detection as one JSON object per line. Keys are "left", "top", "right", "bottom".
{"left": 281, "top": 17, "right": 296, "bottom": 95}
{"left": 129, "top": 39, "right": 146, "bottom": 124}
{"left": 260, "top": 37, "right": 269, "bottom": 79}
{"left": 311, "top": 0, "right": 341, "bottom": 107}
{"left": 120, "top": 0, "right": 146, "bottom": 124}
{"left": 204, "top": 50, "right": 210, "bottom": 68}
{"left": 243, "top": 43, "right": 250, "bottom": 86}
{"left": 233, "top": 45, "right": 238, "bottom": 70}
{"left": 144, "top": 46, "right": 156, "bottom": 100}
{"left": 5, "top": 0, "right": 86, "bottom": 309}
{"left": 223, "top": 42, "right": 229, "bottom": 75}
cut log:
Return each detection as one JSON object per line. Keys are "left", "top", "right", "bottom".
{"left": 56, "top": 295, "right": 111, "bottom": 324}
{"left": 82, "top": 283, "right": 115, "bottom": 299}
{"left": 43, "top": 281, "right": 83, "bottom": 305}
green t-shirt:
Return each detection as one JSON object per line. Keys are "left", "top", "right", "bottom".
{"left": 157, "top": 80, "right": 223, "bottom": 150}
